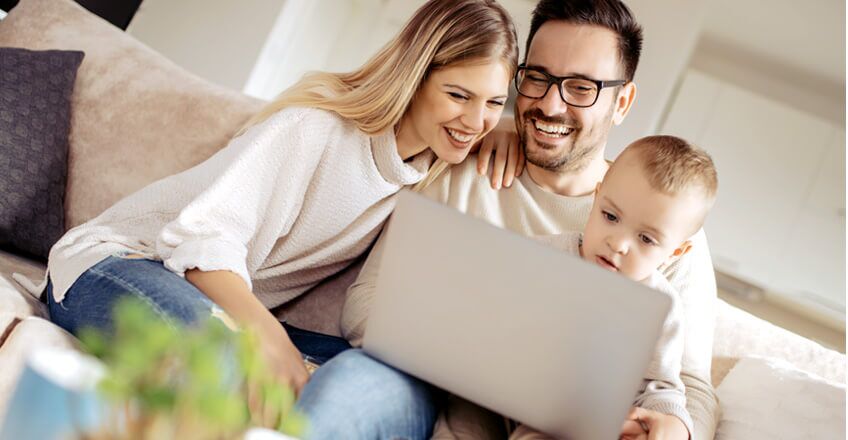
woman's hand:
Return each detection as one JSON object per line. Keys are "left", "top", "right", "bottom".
{"left": 620, "top": 407, "right": 689, "bottom": 440}
{"left": 243, "top": 323, "right": 310, "bottom": 429}
{"left": 474, "top": 118, "right": 524, "bottom": 190}
{"left": 185, "top": 269, "right": 310, "bottom": 395}
{"left": 256, "top": 323, "right": 311, "bottom": 394}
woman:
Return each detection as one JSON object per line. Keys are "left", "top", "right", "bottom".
{"left": 44, "top": 0, "right": 518, "bottom": 411}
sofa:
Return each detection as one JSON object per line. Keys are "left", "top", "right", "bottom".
{"left": 0, "top": 0, "right": 845, "bottom": 438}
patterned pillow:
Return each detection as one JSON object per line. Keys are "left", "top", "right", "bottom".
{"left": 0, "top": 47, "right": 84, "bottom": 260}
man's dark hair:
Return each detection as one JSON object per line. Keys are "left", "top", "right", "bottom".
{"left": 526, "top": 0, "right": 643, "bottom": 82}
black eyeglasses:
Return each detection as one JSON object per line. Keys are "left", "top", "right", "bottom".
{"left": 514, "top": 64, "right": 626, "bottom": 108}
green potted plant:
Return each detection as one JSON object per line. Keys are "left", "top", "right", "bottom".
{"left": 75, "top": 297, "right": 307, "bottom": 440}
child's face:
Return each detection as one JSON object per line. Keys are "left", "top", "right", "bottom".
{"left": 581, "top": 155, "right": 705, "bottom": 282}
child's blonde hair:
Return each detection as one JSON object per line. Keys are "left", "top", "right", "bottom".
{"left": 619, "top": 135, "right": 718, "bottom": 227}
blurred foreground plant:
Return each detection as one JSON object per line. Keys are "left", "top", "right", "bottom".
{"left": 77, "top": 297, "right": 307, "bottom": 440}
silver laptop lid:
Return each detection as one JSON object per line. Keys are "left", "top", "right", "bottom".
{"left": 364, "top": 190, "right": 672, "bottom": 440}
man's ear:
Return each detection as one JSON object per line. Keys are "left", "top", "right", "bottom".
{"left": 612, "top": 82, "right": 637, "bottom": 126}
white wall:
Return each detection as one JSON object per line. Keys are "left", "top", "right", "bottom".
{"left": 244, "top": 0, "right": 537, "bottom": 100}
{"left": 604, "top": 0, "right": 708, "bottom": 159}
{"left": 663, "top": 69, "right": 845, "bottom": 324}
{"left": 127, "top": 0, "right": 285, "bottom": 91}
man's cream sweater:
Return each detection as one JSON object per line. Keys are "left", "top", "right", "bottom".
{"left": 343, "top": 157, "right": 719, "bottom": 439}
{"left": 45, "top": 107, "right": 433, "bottom": 309}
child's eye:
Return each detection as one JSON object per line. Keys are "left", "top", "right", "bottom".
{"left": 488, "top": 100, "right": 505, "bottom": 107}
{"left": 602, "top": 211, "right": 618, "bottom": 222}
{"left": 448, "top": 92, "right": 469, "bottom": 101}
{"left": 639, "top": 234, "right": 656, "bottom": 245}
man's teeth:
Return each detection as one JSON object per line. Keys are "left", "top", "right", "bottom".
{"left": 534, "top": 120, "right": 573, "bottom": 137}
{"left": 447, "top": 128, "right": 474, "bottom": 143}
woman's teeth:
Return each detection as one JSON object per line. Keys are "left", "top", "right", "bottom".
{"left": 534, "top": 120, "right": 574, "bottom": 137}
{"left": 447, "top": 128, "right": 474, "bottom": 143}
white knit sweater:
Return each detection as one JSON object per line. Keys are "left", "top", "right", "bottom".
{"left": 343, "top": 157, "right": 719, "bottom": 440}
{"left": 45, "top": 107, "right": 433, "bottom": 308}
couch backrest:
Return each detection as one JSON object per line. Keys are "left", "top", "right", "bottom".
{"left": 0, "top": 0, "right": 265, "bottom": 229}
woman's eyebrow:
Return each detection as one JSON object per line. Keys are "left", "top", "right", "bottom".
{"left": 444, "top": 83, "right": 508, "bottom": 100}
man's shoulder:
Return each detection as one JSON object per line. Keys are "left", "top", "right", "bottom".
{"left": 445, "top": 154, "right": 487, "bottom": 181}
{"left": 421, "top": 154, "right": 494, "bottom": 199}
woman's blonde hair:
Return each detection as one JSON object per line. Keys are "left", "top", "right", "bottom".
{"left": 238, "top": 0, "right": 518, "bottom": 190}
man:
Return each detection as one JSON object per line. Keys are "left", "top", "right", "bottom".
{"left": 300, "top": 1, "right": 720, "bottom": 439}
{"left": 415, "top": 1, "right": 720, "bottom": 438}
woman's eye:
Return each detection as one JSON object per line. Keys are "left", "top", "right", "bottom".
{"left": 602, "top": 211, "right": 617, "bottom": 222}
{"left": 448, "top": 92, "right": 469, "bottom": 101}
{"left": 488, "top": 100, "right": 505, "bottom": 107}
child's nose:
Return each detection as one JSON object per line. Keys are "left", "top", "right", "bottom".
{"left": 606, "top": 235, "right": 628, "bottom": 254}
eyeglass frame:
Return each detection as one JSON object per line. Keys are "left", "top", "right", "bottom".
{"left": 514, "top": 64, "right": 627, "bottom": 108}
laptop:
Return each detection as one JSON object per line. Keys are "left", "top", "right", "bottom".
{"left": 363, "top": 190, "right": 672, "bottom": 440}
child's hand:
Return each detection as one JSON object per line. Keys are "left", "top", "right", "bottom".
{"left": 620, "top": 407, "right": 689, "bottom": 440}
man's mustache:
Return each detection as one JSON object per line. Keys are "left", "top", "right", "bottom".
{"left": 521, "top": 108, "right": 580, "bottom": 129}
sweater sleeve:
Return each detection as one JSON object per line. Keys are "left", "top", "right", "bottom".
{"left": 155, "top": 108, "right": 328, "bottom": 290}
{"left": 660, "top": 229, "right": 720, "bottom": 440}
{"left": 632, "top": 282, "right": 694, "bottom": 437}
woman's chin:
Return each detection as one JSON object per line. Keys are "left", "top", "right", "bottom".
{"left": 433, "top": 145, "right": 471, "bottom": 164}
{"left": 443, "top": 154, "right": 467, "bottom": 165}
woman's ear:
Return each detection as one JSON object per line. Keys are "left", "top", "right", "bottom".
{"left": 612, "top": 82, "right": 637, "bottom": 126}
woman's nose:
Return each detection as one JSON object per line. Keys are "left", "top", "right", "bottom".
{"left": 461, "top": 102, "right": 486, "bottom": 132}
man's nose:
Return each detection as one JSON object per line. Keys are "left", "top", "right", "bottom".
{"left": 536, "top": 83, "right": 570, "bottom": 116}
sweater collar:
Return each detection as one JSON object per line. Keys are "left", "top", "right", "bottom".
{"left": 371, "top": 130, "right": 434, "bottom": 186}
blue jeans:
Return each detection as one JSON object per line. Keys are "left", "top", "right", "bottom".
{"left": 48, "top": 256, "right": 439, "bottom": 439}
{"left": 296, "top": 349, "right": 443, "bottom": 440}
{"left": 47, "top": 256, "right": 216, "bottom": 334}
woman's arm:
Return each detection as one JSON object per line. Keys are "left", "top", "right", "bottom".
{"left": 186, "top": 268, "right": 310, "bottom": 393}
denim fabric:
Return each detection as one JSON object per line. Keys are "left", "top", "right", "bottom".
{"left": 297, "top": 349, "right": 443, "bottom": 440}
{"left": 47, "top": 256, "right": 215, "bottom": 336}
{"left": 47, "top": 256, "right": 436, "bottom": 439}
{"left": 281, "top": 322, "right": 352, "bottom": 365}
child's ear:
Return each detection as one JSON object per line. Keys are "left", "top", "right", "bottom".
{"left": 594, "top": 182, "right": 601, "bottom": 195}
{"left": 672, "top": 240, "right": 693, "bottom": 258}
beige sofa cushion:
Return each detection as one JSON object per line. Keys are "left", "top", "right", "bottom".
{"left": 0, "top": 251, "right": 48, "bottom": 333}
{"left": 0, "top": 0, "right": 264, "bottom": 229}
{"left": 712, "top": 299, "right": 845, "bottom": 385}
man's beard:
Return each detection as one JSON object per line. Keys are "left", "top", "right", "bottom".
{"left": 518, "top": 106, "right": 613, "bottom": 173}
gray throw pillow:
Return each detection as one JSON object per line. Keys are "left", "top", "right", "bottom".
{"left": 0, "top": 47, "right": 84, "bottom": 260}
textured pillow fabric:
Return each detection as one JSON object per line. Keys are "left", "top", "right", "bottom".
{"left": 712, "top": 299, "right": 846, "bottom": 385}
{"left": 0, "top": 48, "right": 83, "bottom": 260}
{"left": 0, "top": 0, "right": 264, "bottom": 229}
{"left": 715, "top": 356, "right": 846, "bottom": 440}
